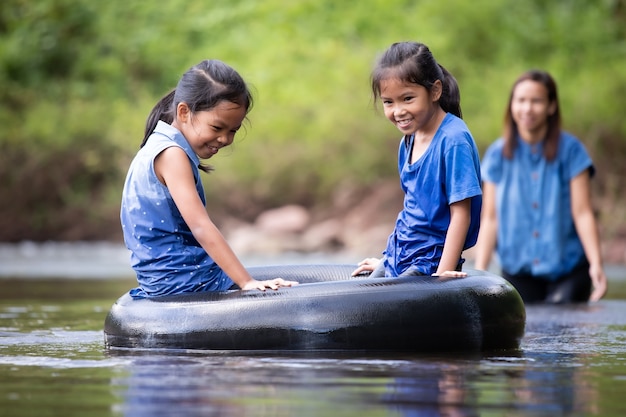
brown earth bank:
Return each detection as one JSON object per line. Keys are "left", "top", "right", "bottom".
{"left": 217, "top": 184, "right": 626, "bottom": 266}
{"left": 2, "top": 179, "right": 625, "bottom": 266}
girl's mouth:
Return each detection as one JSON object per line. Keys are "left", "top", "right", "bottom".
{"left": 396, "top": 118, "right": 412, "bottom": 129}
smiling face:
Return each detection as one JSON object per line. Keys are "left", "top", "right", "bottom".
{"left": 510, "top": 79, "right": 557, "bottom": 144}
{"left": 379, "top": 77, "right": 442, "bottom": 136}
{"left": 172, "top": 100, "right": 247, "bottom": 159}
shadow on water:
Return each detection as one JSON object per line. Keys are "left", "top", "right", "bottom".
{"left": 1, "top": 244, "right": 626, "bottom": 416}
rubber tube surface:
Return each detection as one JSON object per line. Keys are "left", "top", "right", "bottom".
{"left": 104, "top": 265, "right": 525, "bottom": 352}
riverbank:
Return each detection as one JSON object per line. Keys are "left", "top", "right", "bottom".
{"left": 220, "top": 204, "right": 626, "bottom": 266}
{"left": 2, "top": 181, "right": 625, "bottom": 279}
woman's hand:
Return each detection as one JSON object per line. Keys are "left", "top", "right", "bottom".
{"left": 351, "top": 257, "right": 381, "bottom": 276}
{"left": 241, "top": 278, "right": 298, "bottom": 291}
{"left": 589, "top": 263, "right": 608, "bottom": 302}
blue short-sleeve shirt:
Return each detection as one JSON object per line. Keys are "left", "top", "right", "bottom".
{"left": 383, "top": 113, "right": 483, "bottom": 276}
{"left": 120, "top": 121, "right": 233, "bottom": 298}
{"left": 481, "top": 131, "right": 594, "bottom": 278}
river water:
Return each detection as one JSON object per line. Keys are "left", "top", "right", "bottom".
{"left": 1, "top": 242, "right": 625, "bottom": 416}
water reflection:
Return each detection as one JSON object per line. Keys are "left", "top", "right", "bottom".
{"left": 500, "top": 302, "right": 623, "bottom": 416}
{"left": 384, "top": 364, "right": 476, "bottom": 417}
{"left": 110, "top": 352, "right": 486, "bottom": 417}
{"left": 503, "top": 354, "right": 601, "bottom": 416}
{"left": 1, "top": 266, "right": 626, "bottom": 416}
{"left": 104, "top": 301, "right": 626, "bottom": 416}
{"left": 107, "top": 350, "right": 605, "bottom": 417}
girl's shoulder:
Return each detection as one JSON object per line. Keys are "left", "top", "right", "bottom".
{"left": 438, "top": 113, "right": 474, "bottom": 143}
{"left": 145, "top": 121, "right": 199, "bottom": 163}
{"left": 440, "top": 112, "right": 468, "bottom": 130}
{"left": 143, "top": 122, "right": 179, "bottom": 148}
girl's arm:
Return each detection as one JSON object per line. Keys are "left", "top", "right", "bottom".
{"left": 155, "top": 147, "right": 296, "bottom": 291}
{"left": 436, "top": 198, "right": 471, "bottom": 277}
{"left": 473, "top": 181, "right": 498, "bottom": 271}
{"left": 570, "top": 169, "right": 607, "bottom": 301}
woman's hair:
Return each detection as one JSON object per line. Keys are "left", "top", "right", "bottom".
{"left": 503, "top": 69, "right": 561, "bottom": 161}
{"left": 371, "top": 41, "right": 462, "bottom": 118}
{"left": 142, "top": 59, "right": 253, "bottom": 172}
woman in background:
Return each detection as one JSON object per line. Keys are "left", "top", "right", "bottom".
{"left": 474, "top": 70, "right": 607, "bottom": 303}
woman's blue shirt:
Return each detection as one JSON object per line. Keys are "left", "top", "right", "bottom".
{"left": 481, "top": 131, "right": 594, "bottom": 279}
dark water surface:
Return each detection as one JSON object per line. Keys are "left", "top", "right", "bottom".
{"left": 1, "top": 244, "right": 626, "bottom": 416}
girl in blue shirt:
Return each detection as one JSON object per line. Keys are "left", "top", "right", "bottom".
{"left": 120, "top": 60, "right": 297, "bottom": 298}
{"left": 474, "top": 70, "right": 607, "bottom": 303}
{"left": 352, "top": 42, "right": 482, "bottom": 278}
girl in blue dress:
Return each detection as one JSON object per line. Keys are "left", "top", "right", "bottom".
{"left": 120, "top": 60, "right": 297, "bottom": 298}
{"left": 352, "top": 42, "right": 482, "bottom": 278}
{"left": 474, "top": 70, "right": 607, "bottom": 303}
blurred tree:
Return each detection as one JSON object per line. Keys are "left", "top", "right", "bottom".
{"left": 0, "top": 0, "right": 624, "bottom": 242}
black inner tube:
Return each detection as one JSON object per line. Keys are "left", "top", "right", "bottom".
{"left": 104, "top": 265, "right": 526, "bottom": 352}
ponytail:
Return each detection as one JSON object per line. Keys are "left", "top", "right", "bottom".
{"left": 141, "top": 90, "right": 175, "bottom": 148}
{"left": 438, "top": 64, "right": 462, "bottom": 119}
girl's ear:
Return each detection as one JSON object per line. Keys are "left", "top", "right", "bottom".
{"left": 176, "top": 102, "right": 191, "bottom": 123}
{"left": 431, "top": 80, "right": 443, "bottom": 102}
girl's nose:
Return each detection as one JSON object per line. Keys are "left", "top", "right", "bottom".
{"left": 394, "top": 105, "right": 405, "bottom": 116}
{"left": 216, "top": 135, "right": 228, "bottom": 146}
{"left": 217, "top": 134, "right": 234, "bottom": 147}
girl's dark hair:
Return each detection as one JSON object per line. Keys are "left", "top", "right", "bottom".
{"left": 142, "top": 59, "right": 253, "bottom": 172}
{"left": 503, "top": 69, "right": 561, "bottom": 160}
{"left": 371, "top": 41, "right": 462, "bottom": 118}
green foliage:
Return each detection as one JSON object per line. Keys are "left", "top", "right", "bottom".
{"left": 1, "top": 0, "right": 625, "bottom": 239}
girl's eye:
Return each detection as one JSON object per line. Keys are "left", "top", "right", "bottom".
{"left": 404, "top": 96, "right": 413, "bottom": 102}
